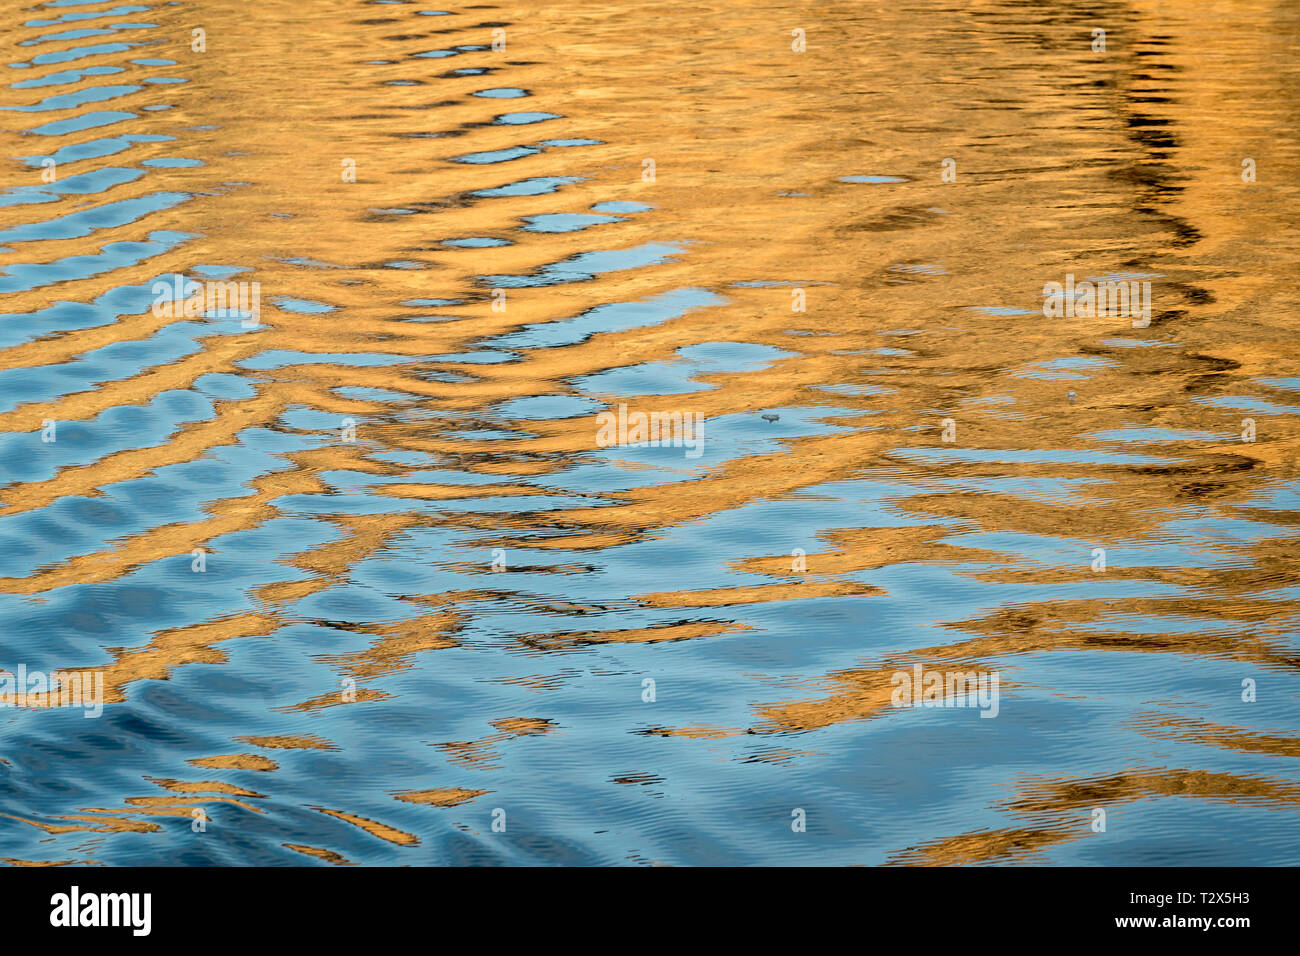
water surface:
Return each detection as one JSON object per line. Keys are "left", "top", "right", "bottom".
{"left": 1, "top": 0, "right": 1299, "bottom": 866}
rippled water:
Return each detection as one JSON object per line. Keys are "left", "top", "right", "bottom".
{"left": 1, "top": 0, "right": 1299, "bottom": 866}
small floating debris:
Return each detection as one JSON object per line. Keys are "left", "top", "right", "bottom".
{"left": 761, "top": 413, "right": 780, "bottom": 423}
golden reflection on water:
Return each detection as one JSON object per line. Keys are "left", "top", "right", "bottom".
{"left": 0, "top": 0, "right": 1298, "bottom": 864}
